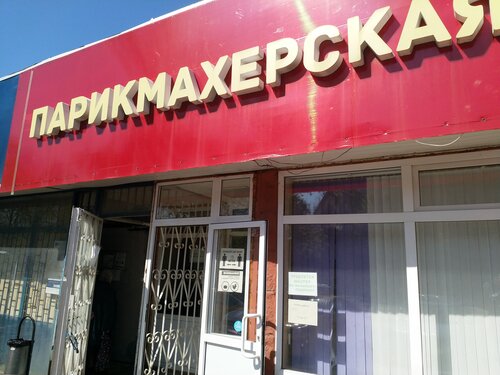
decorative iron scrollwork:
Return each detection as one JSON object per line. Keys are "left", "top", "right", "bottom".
{"left": 143, "top": 225, "right": 207, "bottom": 375}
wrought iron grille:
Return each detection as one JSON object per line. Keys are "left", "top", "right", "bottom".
{"left": 144, "top": 225, "right": 207, "bottom": 375}
{"left": 61, "top": 209, "right": 103, "bottom": 375}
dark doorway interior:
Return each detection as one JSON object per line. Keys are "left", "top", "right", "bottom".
{"left": 86, "top": 218, "right": 149, "bottom": 375}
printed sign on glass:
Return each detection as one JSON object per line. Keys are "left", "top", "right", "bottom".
{"left": 219, "top": 248, "right": 245, "bottom": 270}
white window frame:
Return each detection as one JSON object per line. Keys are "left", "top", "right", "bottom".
{"left": 135, "top": 174, "right": 253, "bottom": 374}
{"left": 276, "top": 149, "right": 500, "bottom": 375}
{"left": 153, "top": 175, "right": 254, "bottom": 226}
{"left": 412, "top": 157, "right": 500, "bottom": 211}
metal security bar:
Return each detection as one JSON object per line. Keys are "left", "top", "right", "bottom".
{"left": 144, "top": 225, "right": 207, "bottom": 375}
{"left": 51, "top": 208, "right": 103, "bottom": 375}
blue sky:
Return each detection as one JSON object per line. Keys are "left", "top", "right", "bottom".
{"left": 0, "top": 0, "right": 200, "bottom": 78}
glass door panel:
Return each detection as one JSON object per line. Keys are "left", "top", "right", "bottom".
{"left": 200, "top": 222, "right": 266, "bottom": 375}
{"left": 209, "top": 228, "right": 248, "bottom": 336}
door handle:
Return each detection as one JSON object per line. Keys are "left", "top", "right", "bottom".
{"left": 68, "top": 333, "right": 79, "bottom": 353}
{"left": 240, "top": 313, "right": 261, "bottom": 359}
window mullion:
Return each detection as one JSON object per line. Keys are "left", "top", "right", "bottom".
{"left": 402, "top": 165, "right": 414, "bottom": 212}
{"left": 211, "top": 178, "right": 222, "bottom": 218}
{"left": 405, "top": 221, "right": 423, "bottom": 375}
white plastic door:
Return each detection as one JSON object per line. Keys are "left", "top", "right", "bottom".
{"left": 199, "top": 221, "right": 266, "bottom": 375}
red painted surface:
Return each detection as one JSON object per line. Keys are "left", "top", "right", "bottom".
{"left": 2, "top": 0, "right": 500, "bottom": 193}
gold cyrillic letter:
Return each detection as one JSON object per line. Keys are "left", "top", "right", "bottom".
{"left": 231, "top": 46, "right": 264, "bottom": 95}
{"left": 68, "top": 96, "right": 89, "bottom": 131}
{"left": 303, "top": 25, "right": 343, "bottom": 77}
{"left": 348, "top": 6, "right": 395, "bottom": 67}
{"left": 88, "top": 88, "right": 113, "bottom": 126}
{"left": 46, "top": 102, "right": 69, "bottom": 135}
{"left": 29, "top": 106, "right": 53, "bottom": 138}
{"left": 167, "top": 67, "right": 202, "bottom": 109}
{"left": 112, "top": 80, "right": 139, "bottom": 120}
{"left": 199, "top": 56, "right": 232, "bottom": 102}
{"left": 454, "top": 0, "right": 484, "bottom": 44}
{"left": 266, "top": 38, "right": 303, "bottom": 87}
{"left": 397, "top": 0, "right": 452, "bottom": 56}
{"left": 137, "top": 73, "right": 171, "bottom": 115}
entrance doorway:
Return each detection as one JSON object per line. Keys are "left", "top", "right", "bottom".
{"left": 50, "top": 183, "right": 153, "bottom": 375}
{"left": 199, "top": 221, "right": 266, "bottom": 375}
{"left": 86, "top": 218, "right": 149, "bottom": 375}
{"left": 137, "top": 176, "right": 264, "bottom": 375}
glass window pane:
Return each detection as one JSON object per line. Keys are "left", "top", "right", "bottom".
{"left": 209, "top": 228, "right": 249, "bottom": 336}
{"left": 417, "top": 221, "right": 500, "bottom": 375}
{"left": 284, "top": 170, "right": 402, "bottom": 215}
{"left": 283, "top": 223, "right": 410, "bottom": 375}
{"left": 99, "top": 184, "right": 153, "bottom": 217}
{"left": 156, "top": 181, "right": 212, "bottom": 219}
{"left": 0, "top": 193, "right": 73, "bottom": 375}
{"left": 419, "top": 164, "right": 500, "bottom": 206}
{"left": 220, "top": 178, "right": 250, "bottom": 216}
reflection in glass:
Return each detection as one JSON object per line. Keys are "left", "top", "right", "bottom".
{"left": 0, "top": 193, "right": 72, "bottom": 375}
{"left": 210, "top": 228, "right": 248, "bottom": 336}
{"left": 156, "top": 182, "right": 212, "bottom": 219}
{"left": 284, "top": 170, "right": 402, "bottom": 215}
{"left": 283, "top": 223, "right": 409, "bottom": 375}
{"left": 220, "top": 178, "right": 251, "bottom": 216}
{"left": 417, "top": 221, "right": 500, "bottom": 375}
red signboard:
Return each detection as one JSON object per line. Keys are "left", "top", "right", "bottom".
{"left": 2, "top": 0, "right": 500, "bottom": 193}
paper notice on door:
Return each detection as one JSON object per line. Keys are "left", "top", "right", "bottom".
{"left": 219, "top": 248, "right": 245, "bottom": 270}
{"left": 46, "top": 278, "right": 62, "bottom": 295}
{"left": 288, "top": 299, "right": 318, "bottom": 326}
{"left": 288, "top": 272, "right": 317, "bottom": 296}
{"left": 217, "top": 270, "right": 244, "bottom": 293}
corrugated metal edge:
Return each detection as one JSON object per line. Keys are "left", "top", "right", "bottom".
{"left": 0, "top": 0, "right": 213, "bottom": 82}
